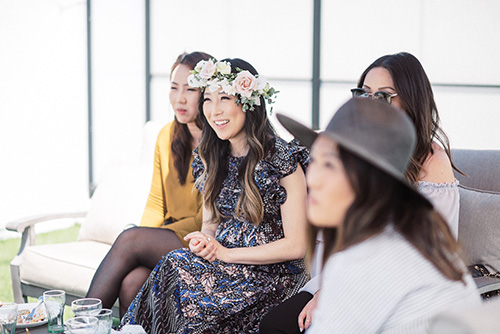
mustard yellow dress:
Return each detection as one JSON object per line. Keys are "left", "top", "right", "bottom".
{"left": 140, "top": 121, "right": 202, "bottom": 247}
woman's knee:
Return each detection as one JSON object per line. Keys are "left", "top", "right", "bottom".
{"left": 113, "top": 227, "right": 141, "bottom": 249}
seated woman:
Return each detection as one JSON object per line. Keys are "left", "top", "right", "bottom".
{"left": 86, "top": 51, "right": 212, "bottom": 316}
{"left": 260, "top": 51, "right": 463, "bottom": 334}
{"left": 120, "top": 57, "right": 309, "bottom": 333}
{"left": 277, "top": 97, "right": 480, "bottom": 333}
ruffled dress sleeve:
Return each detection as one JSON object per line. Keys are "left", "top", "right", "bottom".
{"left": 271, "top": 138, "right": 310, "bottom": 177}
{"left": 417, "top": 180, "right": 460, "bottom": 239}
{"left": 254, "top": 137, "right": 310, "bottom": 209}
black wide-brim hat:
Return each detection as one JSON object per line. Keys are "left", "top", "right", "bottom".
{"left": 277, "top": 97, "right": 432, "bottom": 208}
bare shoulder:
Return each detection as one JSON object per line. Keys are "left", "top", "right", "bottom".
{"left": 419, "top": 143, "right": 455, "bottom": 183}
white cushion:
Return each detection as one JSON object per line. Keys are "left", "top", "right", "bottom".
{"left": 77, "top": 161, "right": 152, "bottom": 245}
{"left": 140, "top": 121, "right": 164, "bottom": 164}
{"left": 20, "top": 241, "right": 111, "bottom": 297}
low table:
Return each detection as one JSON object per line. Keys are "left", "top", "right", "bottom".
{"left": 16, "top": 324, "right": 49, "bottom": 334}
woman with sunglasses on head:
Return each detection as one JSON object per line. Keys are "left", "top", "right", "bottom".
{"left": 277, "top": 98, "right": 479, "bottom": 333}
{"left": 352, "top": 52, "right": 461, "bottom": 238}
{"left": 260, "top": 52, "right": 463, "bottom": 334}
{"left": 86, "top": 51, "right": 212, "bottom": 317}
{"left": 120, "top": 57, "right": 309, "bottom": 333}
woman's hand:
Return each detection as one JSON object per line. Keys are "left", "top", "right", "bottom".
{"left": 298, "top": 290, "right": 320, "bottom": 332}
{"left": 185, "top": 231, "right": 221, "bottom": 262}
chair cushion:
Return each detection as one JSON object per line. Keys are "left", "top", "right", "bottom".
{"left": 458, "top": 185, "right": 500, "bottom": 272}
{"left": 452, "top": 149, "right": 500, "bottom": 193}
{"left": 20, "top": 241, "right": 111, "bottom": 297}
{"left": 77, "top": 162, "right": 152, "bottom": 245}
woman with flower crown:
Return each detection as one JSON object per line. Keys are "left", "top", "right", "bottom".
{"left": 120, "top": 58, "right": 309, "bottom": 333}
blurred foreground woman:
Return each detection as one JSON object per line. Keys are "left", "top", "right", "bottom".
{"left": 277, "top": 98, "right": 480, "bottom": 333}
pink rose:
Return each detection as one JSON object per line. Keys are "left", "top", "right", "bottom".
{"left": 198, "top": 60, "right": 217, "bottom": 80}
{"left": 234, "top": 71, "right": 257, "bottom": 98}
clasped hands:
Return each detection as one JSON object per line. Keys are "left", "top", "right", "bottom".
{"left": 184, "top": 231, "right": 224, "bottom": 262}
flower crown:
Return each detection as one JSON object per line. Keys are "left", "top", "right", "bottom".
{"left": 187, "top": 59, "right": 278, "bottom": 113}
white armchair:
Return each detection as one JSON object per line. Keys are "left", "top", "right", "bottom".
{"left": 8, "top": 121, "right": 163, "bottom": 316}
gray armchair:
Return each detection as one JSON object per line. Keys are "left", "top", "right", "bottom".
{"left": 428, "top": 149, "right": 500, "bottom": 333}
{"left": 452, "top": 149, "right": 500, "bottom": 296}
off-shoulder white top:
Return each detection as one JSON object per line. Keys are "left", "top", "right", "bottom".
{"left": 417, "top": 179, "right": 460, "bottom": 239}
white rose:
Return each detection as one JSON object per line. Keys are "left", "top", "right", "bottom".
{"left": 217, "top": 61, "right": 232, "bottom": 75}
{"left": 199, "top": 59, "right": 217, "bottom": 80}
{"left": 207, "top": 79, "right": 221, "bottom": 92}
{"left": 234, "top": 71, "right": 257, "bottom": 98}
{"left": 194, "top": 60, "right": 207, "bottom": 73}
{"left": 220, "top": 79, "right": 236, "bottom": 95}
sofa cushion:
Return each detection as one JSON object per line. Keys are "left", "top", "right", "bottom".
{"left": 458, "top": 185, "right": 500, "bottom": 272}
{"left": 77, "top": 162, "right": 152, "bottom": 245}
{"left": 452, "top": 149, "right": 500, "bottom": 193}
{"left": 20, "top": 241, "right": 111, "bottom": 298}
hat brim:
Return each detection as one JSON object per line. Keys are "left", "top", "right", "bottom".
{"left": 276, "top": 114, "right": 318, "bottom": 149}
{"left": 276, "top": 113, "right": 433, "bottom": 209}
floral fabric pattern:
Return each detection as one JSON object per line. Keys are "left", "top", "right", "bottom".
{"left": 121, "top": 137, "right": 309, "bottom": 334}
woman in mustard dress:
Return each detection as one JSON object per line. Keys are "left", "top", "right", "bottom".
{"left": 86, "top": 51, "right": 212, "bottom": 316}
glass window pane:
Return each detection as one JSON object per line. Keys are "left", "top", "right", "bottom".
{"left": 151, "top": 0, "right": 314, "bottom": 128}
{"left": 270, "top": 81, "right": 312, "bottom": 140}
{"left": 151, "top": 0, "right": 312, "bottom": 78}
{"left": 434, "top": 86, "right": 500, "bottom": 150}
{"left": 321, "top": 0, "right": 421, "bottom": 81}
{"left": 319, "top": 82, "right": 355, "bottom": 128}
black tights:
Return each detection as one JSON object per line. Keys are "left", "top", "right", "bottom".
{"left": 86, "top": 226, "right": 183, "bottom": 317}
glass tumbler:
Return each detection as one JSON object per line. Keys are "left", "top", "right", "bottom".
{"left": 0, "top": 303, "right": 18, "bottom": 334}
{"left": 43, "top": 290, "right": 66, "bottom": 333}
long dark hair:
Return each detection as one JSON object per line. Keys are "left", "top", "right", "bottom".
{"left": 357, "top": 52, "right": 460, "bottom": 184}
{"left": 196, "top": 58, "right": 276, "bottom": 225}
{"left": 310, "top": 147, "right": 466, "bottom": 282}
{"left": 170, "top": 51, "right": 212, "bottom": 184}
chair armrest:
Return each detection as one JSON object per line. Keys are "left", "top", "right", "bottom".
{"left": 474, "top": 276, "right": 500, "bottom": 295}
{"left": 6, "top": 212, "right": 87, "bottom": 233}
{"left": 8, "top": 211, "right": 88, "bottom": 303}
{"left": 6, "top": 212, "right": 87, "bottom": 255}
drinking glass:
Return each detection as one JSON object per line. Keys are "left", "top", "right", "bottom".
{"left": 43, "top": 290, "right": 65, "bottom": 333}
{"left": 95, "top": 309, "right": 113, "bottom": 334}
{"left": 0, "top": 303, "right": 18, "bottom": 334}
{"left": 71, "top": 298, "right": 102, "bottom": 317}
{"left": 65, "top": 316, "right": 98, "bottom": 334}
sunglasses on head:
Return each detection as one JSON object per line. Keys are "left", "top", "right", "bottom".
{"left": 350, "top": 88, "right": 398, "bottom": 105}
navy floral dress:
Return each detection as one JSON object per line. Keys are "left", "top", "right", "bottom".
{"left": 121, "top": 137, "right": 309, "bottom": 333}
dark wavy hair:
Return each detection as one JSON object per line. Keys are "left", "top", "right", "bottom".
{"left": 196, "top": 58, "right": 277, "bottom": 225}
{"left": 309, "top": 146, "right": 466, "bottom": 282}
{"left": 356, "top": 52, "right": 461, "bottom": 184}
{"left": 170, "top": 51, "right": 212, "bottom": 184}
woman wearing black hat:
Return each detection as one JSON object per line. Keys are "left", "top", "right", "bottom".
{"left": 276, "top": 98, "right": 479, "bottom": 333}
